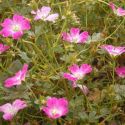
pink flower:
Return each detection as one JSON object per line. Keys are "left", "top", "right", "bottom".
{"left": 0, "top": 14, "right": 31, "bottom": 39}
{"left": 115, "top": 67, "right": 125, "bottom": 78}
{"left": 31, "top": 6, "right": 59, "bottom": 22}
{"left": 0, "top": 43, "right": 10, "bottom": 54}
{"left": 100, "top": 45, "right": 125, "bottom": 56}
{"left": 4, "top": 64, "right": 28, "bottom": 88}
{"left": 63, "top": 64, "right": 92, "bottom": 94}
{"left": 0, "top": 99, "right": 27, "bottom": 121}
{"left": 109, "top": 2, "right": 125, "bottom": 16}
{"left": 62, "top": 28, "right": 89, "bottom": 43}
{"left": 42, "top": 97, "right": 68, "bottom": 119}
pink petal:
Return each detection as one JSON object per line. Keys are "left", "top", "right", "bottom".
{"left": 70, "top": 28, "right": 80, "bottom": 37}
{"left": 3, "top": 113, "right": 13, "bottom": 121}
{"left": 40, "top": 6, "right": 51, "bottom": 17}
{"left": 109, "top": 2, "right": 116, "bottom": 11}
{"left": 68, "top": 64, "right": 79, "bottom": 74}
{"left": 0, "top": 28, "right": 12, "bottom": 37}
{"left": 80, "top": 64, "right": 92, "bottom": 74}
{"left": 21, "top": 64, "right": 28, "bottom": 81}
{"left": 63, "top": 73, "right": 77, "bottom": 81}
{"left": 46, "top": 97, "right": 58, "bottom": 107}
{"left": 0, "top": 43, "right": 10, "bottom": 54}
{"left": 115, "top": 67, "right": 125, "bottom": 78}
{"left": 117, "top": 7, "right": 125, "bottom": 16}
{"left": 12, "top": 99, "right": 27, "bottom": 111}
{"left": 45, "top": 13, "right": 59, "bottom": 22}
{"left": 78, "top": 31, "right": 89, "bottom": 43}
{"left": 13, "top": 14, "right": 24, "bottom": 23}
{"left": 0, "top": 103, "right": 12, "bottom": 114}
{"left": 12, "top": 31, "right": 23, "bottom": 39}
{"left": 62, "top": 32, "right": 72, "bottom": 42}
{"left": 1, "top": 18, "right": 13, "bottom": 27}
{"left": 4, "top": 76, "right": 21, "bottom": 88}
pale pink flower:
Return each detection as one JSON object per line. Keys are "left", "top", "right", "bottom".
{"left": 4, "top": 64, "right": 28, "bottom": 88}
{"left": 63, "top": 64, "right": 92, "bottom": 94}
{"left": 100, "top": 45, "right": 125, "bottom": 56}
{"left": 109, "top": 2, "right": 125, "bottom": 16}
{"left": 0, "top": 99, "right": 27, "bottom": 121}
{"left": 42, "top": 97, "right": 68, "bottom": 119}
{"left": 0, "top": 43, "right": 10, "bottom": 54}
{"left": 115, "top": 67, "right": 125, "bottom": 78}
{"left": 0, "top": 14, "right": 31, "bottom": 39}
{"left": 62, "top": 28, "right": 89, "bottom": 43}
{"left": 31, "top": 6, "right": 59, "bottom": 22}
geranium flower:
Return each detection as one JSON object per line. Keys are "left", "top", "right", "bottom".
{"left": 0, "top": 14, "right": 31, "bottom": 39}
{"left": 62, "top": 28, "right": 89, "bottom": 43}
{"left": 42, "top": 97, "right": 68, "bottom": 119}
{"left": 4, "top": 64, "right": 28, "bottom": 88}
{"left": 100, "top": 45, "right": 125, "bottom": 56}
{"left": 63, "top": 64, "right": 92, "bottom": 94}
{"left": 31, "top": 6, "right": 59, "bottom": 22}
{"left": 0, "top": 99, "right": 27, "bottom": 121}
{"left": 115, "top": 67, "right": 125, "bottom": 78}
{"left": 109, "top": 2, "right": 125, "bottom": 16}
{"left": 0, "top": 43, "right": 10, "bottom": 54}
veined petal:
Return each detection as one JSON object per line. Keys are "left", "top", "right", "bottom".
{"left": 68, "top": 64, "right": 79, "bottom": 74}
{"left": 78, "top": 31, "right": 89, "bottom": 43}
{"left": 70, "top": 28, "right": 80, "bottom": 37}
{"left": 80, "top": 64, "right": 92, "bottom": 74}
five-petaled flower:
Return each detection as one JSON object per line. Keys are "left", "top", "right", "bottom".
{"left": 0, "top": 43, "right": 10, "bottom": 54}
{"left": 62, "top": 28, "right": 89, "bottom": 43}
{"left": 100, "top": 44, "right": 125, "bottom": 57}
{"left": 115, "top": 67, "right": 125, "bottom": 78}
{"left": 63, "top": 64, "right": 92, "bottom": 94}
{"left": 31, "top": 6, "right": 59, "bottom": 22}
{"left": 4, "top": 64, "right": 28, "bottom": 88}
{"left": 0, "top": 14, "right": 31, "bottom": 39}
{"left": 0, "top": 99, "right": 27, "bottom": 121}
{"left": 42, "top": 97, "right": 68, "bottom": 119}
{"left": 109, "top": 2, "right": 125, "bottom": 16}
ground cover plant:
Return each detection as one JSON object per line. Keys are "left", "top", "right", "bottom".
{"left": 0, "top": 0, "right": 125, "bottom": 124}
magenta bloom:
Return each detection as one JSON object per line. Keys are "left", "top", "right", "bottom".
{"left": 63, "top": 64, "right": 92, "bottom": 94}
{"left": 62, "top": 28, "right": 89, "bottom": 43}
{"left": 109, "top": 2, "right": 125, "bottom": 16}
{"left": 0, "top": 99, "right": 27, "bottom": 121}
{"left": 42, "top": 97, "right": 68, "bottom": 119}
{"left": 63, "top": 64, "right": 92, "bottom": 83}
{"left": 0, "top": 14, "right": 31, "bottom": 39}
{"left": 31, "top": 6, "right": 59, "bottom": 22}
{"left": 115, "top": 67, "right": 125, "bottom": 78}
{"left": 4, "top": 64, "right": 28, "bottom": 88}
{"left": 100, "top": 45, "right": 125, "bottom": 56}
{"left": 0, "top": 43, "right": 10, "bottom": 54}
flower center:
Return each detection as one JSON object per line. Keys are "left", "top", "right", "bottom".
{"left": 12, "top": 24, "right": 21, "bottom": 32}
{"left": 51, "top": 108, "right": 58, "bottom": 116}
{"left": 74, "top": 72, "right": 84, "bottom": 80}
{"left": 9, "top": 107, "right": 17, "bottom": 115}
{"left": 111, "top": 48, "right": 120, "bottom": 54}
{"left": 72, "top": 36, "right": 79, "bottom": 43}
